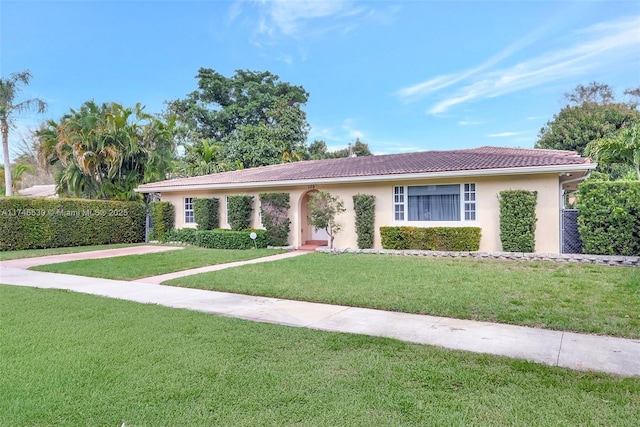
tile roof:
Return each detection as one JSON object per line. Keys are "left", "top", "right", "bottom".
{"left": 137, "top": 146, "right": 592, "bottom": 190}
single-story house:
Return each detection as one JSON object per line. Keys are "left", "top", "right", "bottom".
{"left": 135, "top": 146, "right": 595, "bottom": 253}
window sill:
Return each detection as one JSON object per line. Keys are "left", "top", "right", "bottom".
{"left": 391, "top": 221, "right": 480, "bottom": 227}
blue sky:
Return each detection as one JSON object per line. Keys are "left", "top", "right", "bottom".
{"left": 2, "top": 0, "right": 639, "bottom": 161}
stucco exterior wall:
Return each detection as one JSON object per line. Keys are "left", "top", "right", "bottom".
{"left": 155, "top": 172, "right": 562, "bottom": 253}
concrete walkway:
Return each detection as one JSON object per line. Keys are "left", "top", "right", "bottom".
{"left": 132, "top": 250, "right": 309, "bottom": 284}
{"left": 1, "top": 268, "right": 639, "bottom": 377}
{"left": 0, "top": 245, "right": 183, "bottom": 269}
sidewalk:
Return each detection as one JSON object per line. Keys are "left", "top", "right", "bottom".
{"left": 1, "top": 262, "right": 638, "bottom": 377}
{"left": 0, "top": 245, "right": 183, "bottom": 269}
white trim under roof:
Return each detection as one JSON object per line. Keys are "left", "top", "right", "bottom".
{"left": 135, "top": 163, "right": 596, "bottom": 193}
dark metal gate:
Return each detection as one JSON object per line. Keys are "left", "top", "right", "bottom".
{"left": 561, "top": 209, "right": 582, "bottom": 254}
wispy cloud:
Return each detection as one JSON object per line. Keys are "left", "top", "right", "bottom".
{"left": 458, "top": 120, "right": 482, "bottom": 126}
{"left": 237, "top": 0, "right": 369, "bottom": 40}
{"left": 486, "top": 132, "right": 522, "bottom": 138}
{"left": 397, "top": 15, "right": 640, "bottom": 115}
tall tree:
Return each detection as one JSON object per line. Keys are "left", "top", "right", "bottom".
{"left": 536, "top": 82, "right": 639, "bottom": 156}
{"left": 0, "top": 70, "right": 47, "bottom": 196}
{"left": 37, "top": 101, "right": 176, "bottom": 200}
{"left": 167, "top": 68, "right": 310, "bottom": 170}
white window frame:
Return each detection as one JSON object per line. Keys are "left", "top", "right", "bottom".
{"left": 464, "top": 183, "right": 477, "bottom": 221}
{"left": 392, "top": 183, "right": 477, "bottom": 225}
{"left": 393, "top": 186, "right": 405, "bottom": 221}
{"left": 184, "top": 197, "right": 195, "bottom": 223}
{"left": 225, "top": 196, "right": 230, "bottom": 227}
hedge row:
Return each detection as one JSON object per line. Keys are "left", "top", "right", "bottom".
{"left": 161, "top": 228, "right": 267, "bottom": 250}
{"left": 149, "top": 201, "right": 174, "bottom": 240}
{"left": 227, "top": 195, "right": 253, "bottom": 231}
{"left": 499, "top": 190, "right": 537, "bottom": 253}
{"left": 259, "top": 192, "right": 291, "bottom": 246}
{"left": 194, "top": 197, "right": 219, "bottom": 230}
{"left": 353, "top": 194, "right": 375, "bottom": 249}
{"left": 577, "top": 180, "right": 640, "bottom": 256}
{"left": 380, "top": 226, "right": 481, "bottom": 251}
{"left": 0, "top": 198, "right": 145, "bottom": 251}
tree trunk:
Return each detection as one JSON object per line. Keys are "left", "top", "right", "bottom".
{"left": 2, "top": 121, "right": 12, "bottom": 196}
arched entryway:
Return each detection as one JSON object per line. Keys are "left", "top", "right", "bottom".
{"left": 299, "top": 189, "right": 329, "bottom": 248}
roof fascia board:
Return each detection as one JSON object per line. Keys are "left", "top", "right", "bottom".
{"left": 135, "top": 163, "right": 597, "bottom": 193}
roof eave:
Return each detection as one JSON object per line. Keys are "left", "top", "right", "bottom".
{"left": 135, "top": 163, "right": 597, "bottom": 193}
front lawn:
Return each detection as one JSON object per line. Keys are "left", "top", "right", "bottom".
{"left": 166, "top": 253, "right": 640, "bottom": 338}
{"left": 1, "top": 285, "right": 638, "bottom": 426}
{"left": 30, "top": 247, "right": 285, "bottom": 280}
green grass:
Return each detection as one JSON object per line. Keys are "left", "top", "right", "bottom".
{"left": 0, "top": 243, "right": 145, "bottom": 261}
{"left": 166, "top": 253, "right": 640, "bottom": 338}
{"left": 30, "top": 247, "right": 285, "bottom": 280}
{"left": 1, "top": 285, "right": 638, "bottom": 426}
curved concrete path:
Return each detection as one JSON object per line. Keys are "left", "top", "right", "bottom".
{"left": 1, "top": 247, "right": 638, "bottom": 377}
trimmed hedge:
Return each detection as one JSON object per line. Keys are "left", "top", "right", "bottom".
{"left": 160, "top": 228, "right": 199, "bottom": 245}
{"left": 149, "top": 201, "right": 175, "bottom": 240}
{"left": 0, "top": 197, "right": 145, "bottom": 251}
{"left": 194, "top": 198, "right": 219, "bottom": 230}
{"left": 380, "top": 226, "right": 481, "bottom": 251}
{"left": 195, "top": 229, "right": 267, "bottom": 250}
{"left": 499, "top": 190, "right": 537, "bottom": 252}
{"left": 259, "top": 192, "right": 291, "bottom": 246}
{"left": 577, "top": 180, "right": 640, "bottom": 256}
{"left": 227, "top": 195, "right": 253, "bottom": 231}
{"left": 353, "top": 194, "right": 375, "bottom": 249}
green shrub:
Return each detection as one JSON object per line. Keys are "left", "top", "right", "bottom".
{"left": 227, "top": 195, "right": 253, "bottom": 231}
{"left": 194, "top": 198, "right": 219, "bottom": 230}
{"left": 353, "top": 194, "right": 375, "bottom": 249}
{"left": 499, "top": 190, "right": 537, "bottom": 252}
{"left": 259, "top": 192, "right": 291, "bottom": 246}
{"left": 149, "top": 201, "right": 175, "bottom": 240}
{"left": 0, "top": 198, "right": 145, "bottom": 251}
{"left": 195, "top": 229, "right": 267, "bottom": 250}
{"left": 577, "top": 180, "right": 640, "bottom": 256}
{"left": 380, "top": 226, "right": 481, "bottom": 251}
{"left": 161, "top": 228, "right": 198, "bottom": 245}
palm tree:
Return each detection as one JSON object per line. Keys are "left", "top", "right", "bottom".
{"left": 0, "top": 70, "right": 47, "bottom": 196}
{"left": 37, "top": 101, "right": 176, "bottom": 200}
{"left": 586, "top": 122, "right": 640, "bottom": 180}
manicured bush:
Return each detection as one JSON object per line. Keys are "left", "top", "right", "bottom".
{"left": 161, "top": 228, "right": 198, "bottom": 245}
{"left": 353, "top": 194, "right": 375, "bottom": 249}
{"left": 194, "top": 198, "right": 219, "bottom": 230}
{"left": 380, "top": 226, "right": 481, "bottom": 251}
{"left": 195, "top": 229, "right": 267, "bottom": 250}
{"left": 499, "top": 190, "right": 537, "bottom": 252}
{"left": 259, "top": 192, "right": 291, "bottom": 246}
{"left": 0, "top": 197, "right": 145, "bottom": 251}
{"left": 227, "top": 195, "right": 253, "bottom": 231}
{"left": 577, "top": 180, "right": 640, "bottom": 256}
{"left": 149, "top": 201, "right": 175, "bottom": 240}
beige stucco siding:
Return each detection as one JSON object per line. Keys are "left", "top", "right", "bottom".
{"left": 157, "top": 172, "right": 562, "bottom": 253}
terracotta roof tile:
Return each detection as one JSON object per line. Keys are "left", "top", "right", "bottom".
{"left": 137, "top": 146, "right": 592, "bottom": 190}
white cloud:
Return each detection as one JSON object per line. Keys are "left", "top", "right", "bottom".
{"left": 247, "top": 0, "right": 368, "bottom": 39}
{"left": 486, "top": 132, "right": 522, "bottom": 138}
{"left": 398, "top": 15, "right": 640, "bottom": 114}
{"left": 458, "top": 120, "right": 482, "bottom": 126}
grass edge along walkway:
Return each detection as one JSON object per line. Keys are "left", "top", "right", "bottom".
{"left": 1, "top": 266, "right": 639, "bottom": 377}
{"left": 3, "top": 285, "right": 638, "bottom": 426}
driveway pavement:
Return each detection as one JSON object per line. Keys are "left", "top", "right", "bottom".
{"left": 1, "top": 246, "right": 638, "bottom": 377}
